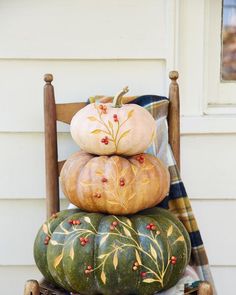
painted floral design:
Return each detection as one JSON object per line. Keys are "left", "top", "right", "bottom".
{"left": 87, "top": 104, "right": 134, "bottom": 152}
{"left": 43, "top": 215, "right": 186, "bottom": 288}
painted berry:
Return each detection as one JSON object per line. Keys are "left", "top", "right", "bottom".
{"left": 170, "top": 256, "right": 177, "bottom": 265}
{"left": 87, "top": 265, "right": 93, "bottom": 270}
{"left": 110, "top": 225, "right": 115, "bottom": 231}
{"left": 51, "top": 213, "right": 57, "bottom": 219}
{"left": 102, "top": 177, "right": 108, "bottom": 183}
{"left": 113, "top": 114, "right": 118, "bottom": 122}
{"left": 93, "top": 192, "right": 101, "bottom": 198}
{"left": 146, "top": 223, "right": 157, "bottom": 231}
{"left": 132, "top": 266, "right": 138, "bottom": 271}
{"left": 112, "top": 221, "right": 118, "bottom": 227}
{"left": 134, "top": 261, "right": 139, "bottom": 267}
{"left": 119, "top": 177, "right": 125, "bottom": 186}
{"left": 101, "top": 136, "right": 109, "bottom": 145}
{"left": 99, "top": 104, "right": 107, "bottom": 114}
{"left": 141, "top": 272, "right": 147, "bottom": 278}
{"left": 136, "top": 154, "right": 145, "bottom": 164}
{"left": 44, "top": 236, "right": 50, "bottom": 245}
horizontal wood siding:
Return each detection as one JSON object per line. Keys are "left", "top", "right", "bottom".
{"left": 0, "top": 1, "right": 232, "bottom": 294}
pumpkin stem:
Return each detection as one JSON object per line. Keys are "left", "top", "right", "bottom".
{"left": 112, "top": 86, "right": 129, "bottom": 108}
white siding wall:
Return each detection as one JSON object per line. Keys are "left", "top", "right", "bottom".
{"left": 0, "top": 1, "right": 234, "bottom": 294}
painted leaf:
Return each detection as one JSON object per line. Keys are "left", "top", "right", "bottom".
{"left": 126, "top": 219, "right": 132, "bottom": 227}
{"left": 167, "top": 225, "right": 173, "bottom": 237}
{"left": 131, "top": 164, "right": 138, "bottom": 175}
{"left": 100, "top": 234, "right": 109, "bottom": 246}
{"left": 87, "top": 116, "right": 98, "bottom": 121}
{"left": 107, "top": 200, "right": 120, "bottom": 206}
{"left": 123, "top": 227, "right": 132, "bottom": 237}
{"left": 70, "top": 245, "right": 74, "bottom": 260}
{"left": 42, "top": 224, "right": 48, "bottom": 235}
{"left": 127, "top": 109, "right": 134, "bottom": 119}
{"left": 96, "top": 169, "right": 104, "bottom": 176}
{"left": 150, "top": 244, "right": 157, "bottom": 260}
{"left": 80, "top": 180, "right": 92, "bottom": 186}
{"left": 113, "top": 251, "right": 118, "bottom": 270}
{"left": 135, "top": 250, "right": 142, "bottom": 265}
{"left": 142, "top": 179, "right": 150, "bottom": 184}
{"left": 119, "top": 129, "right": 131, "bottom": 141}
{"left": 53, "top": 252, "right": 63, "bottom": 268}
{"left": 155, "top": 231, "right": 161, "bottom": 237}
{"left": 142, "top": 278, "right": 157, "bottom": 283}
{"left": 91, "top": 129, "right": 103, "bottom": 134}
{"left": 50, "top": 240, "right": 58, "bottom": 246}
{"left": 84, "top": 217, "right": 91, "bottom": 223}
{"left": 101, "top": 270, "right": 106, "bottom": 284}
{"left": 98, "top": 254, "right": 107, "bottom": 259}
{"left": 173, "top": 235, "right": 185, "bottom": 244}
{"left": 108, "top": 120, "right": 113, "bottom": 129}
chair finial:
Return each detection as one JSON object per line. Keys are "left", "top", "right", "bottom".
{"left": 169, "top": 71, "right": 179, "bottom": 81}
{"left": 44, "top": 73, "right": 53, "bottom": 83}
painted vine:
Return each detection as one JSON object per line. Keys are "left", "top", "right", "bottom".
{"left": 87, "top": 104, "right": 135, "bottom": 152}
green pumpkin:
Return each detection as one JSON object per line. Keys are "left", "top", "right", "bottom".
{"left": 34, "top": 208, "right": 191, "bottom": 295}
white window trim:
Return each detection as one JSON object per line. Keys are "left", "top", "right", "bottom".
{"left": 204, "top": 0, "right": 236, "bottom": 114}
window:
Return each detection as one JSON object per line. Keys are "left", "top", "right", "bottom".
{"left": 222, "top": 0, "right": 236, "bottom": 80}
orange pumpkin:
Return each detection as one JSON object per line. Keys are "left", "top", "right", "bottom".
{"left": 60, "top": 151, "right": 170, "bottom": 215}
{"left": 70, "top": 87, "right": 156, "bottom": 156}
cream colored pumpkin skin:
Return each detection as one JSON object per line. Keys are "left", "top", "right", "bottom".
{"left": 60, "top": 151, "right": 170, "bottom": 215}
{"left": 70, "top": 102, "right": 156, "bottom": 156}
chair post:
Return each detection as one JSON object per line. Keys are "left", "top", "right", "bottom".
{"left": 23, "top": 280, "right": 40, "bottom": 295}
{"left": 44, "top": 74, "right": 60, "bottom": 218}
{"left": 197, "top": 281, "right": 213, "bottom": 295}
{"left": 168, "top": 70, "right": 180, "bottom": 171}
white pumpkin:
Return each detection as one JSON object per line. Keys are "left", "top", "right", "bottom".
{"left": 70, "top": 87, "right": 156, "bottom": 156}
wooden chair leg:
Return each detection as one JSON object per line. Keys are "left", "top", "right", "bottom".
{"left": 24, "top": 280, "right": 40, "bottom": 295}
{"left": 197, "top": 281, "right": 213, "bottom": 295}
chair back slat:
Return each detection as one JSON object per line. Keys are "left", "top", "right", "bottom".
{"left": 56, "top": 102, "right": 87, "bottom": 124}
{"left": 58, "top": 160, "right": 66, "bottom": 176}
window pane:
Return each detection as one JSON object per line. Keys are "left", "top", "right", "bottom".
{"left": 222, "top": 0, "right": 236, "bottom": 80}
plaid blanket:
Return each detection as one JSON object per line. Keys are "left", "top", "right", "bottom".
{"left": 89, "top": 94, "right": 216, "bottom": 293}
{"left": 128, "top": 95, "right": 216, "bottom": 293}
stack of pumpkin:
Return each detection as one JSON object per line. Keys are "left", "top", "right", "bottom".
{"left": 34, "top": 88, "right": 191, "bottom": 295}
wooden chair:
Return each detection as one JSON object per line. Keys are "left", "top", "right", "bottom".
{"left": 23, "top": 72, "right": 213, "bottom": 295}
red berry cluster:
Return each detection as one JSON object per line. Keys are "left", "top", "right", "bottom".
{"left": 132, "top": 261, "right": 139, "bottom": 271}
{"left": 146, "top": 223, "right": 156, "bottom": 231}
{"left": 170, "top": 256, "right": 177, "bottom": 265}
{"left": 93, "top": 192, "right": 101, "bottom": 198}
{"left": 101, "top": 177, "right": 108, "bottom": 183}
{"left": 113, "top": 114, "right": 118, "bottom": 122}
{"left": 99, "top": 104, "right": 107, "bottom": 114}
{"left": 136, "top": 154, "right": 145, "bottom": 164}
{"left": 68, "top": 219, "right": 81, "bottom": 226}
{"left": 140, "top": 271, "right": 147, "bottom": 278}
{"left": 110, "top": 220, "right": 118, "bottom": 231}
{"left": 44, "top": 235, "right": 51, "bottom": 245}
{"left": 80, "top": 237, "right": 89, "bottom": 246}
{"left": 84, "top": 265, "right": 93, "bottom": 274}
{"left": 119, "top": 177, "right": 125, "bottom": 186}
{"left": 101, "top": 136, "right": 109, "bottom": 145}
